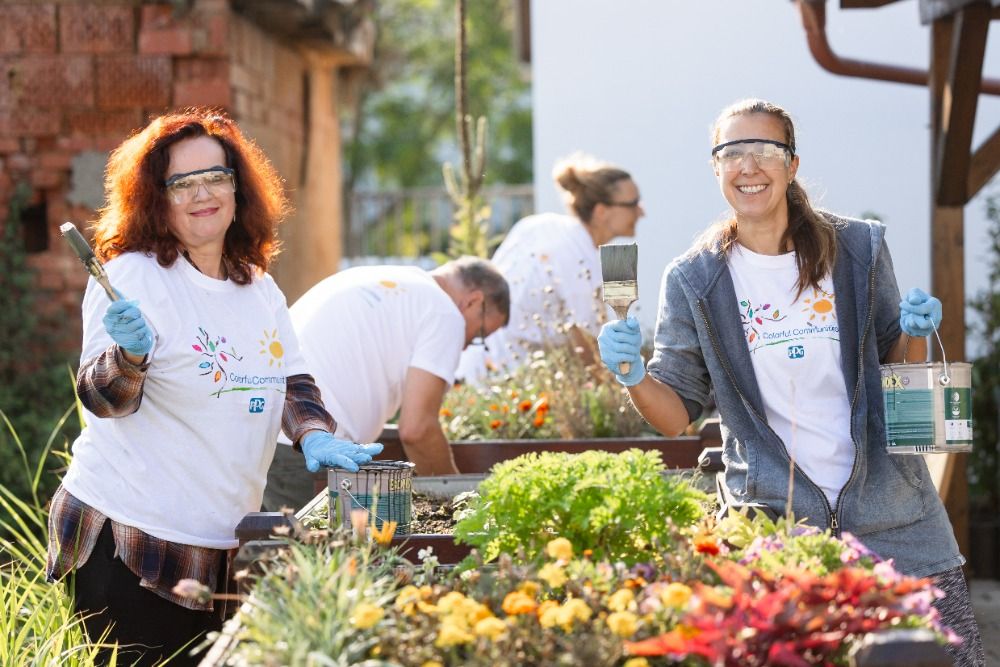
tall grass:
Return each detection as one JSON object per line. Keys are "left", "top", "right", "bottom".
{"left": 0, "top": 404, "right": 117, "bottom": 665}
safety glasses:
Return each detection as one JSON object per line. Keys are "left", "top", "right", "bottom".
{"left": 164, "top": 167, "right": 236, "bottom": 205}
{"left": 711, "top": 139, "right": 792, "bottom": 172}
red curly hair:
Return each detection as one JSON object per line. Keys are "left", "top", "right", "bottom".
{"left": 93, "top": 108, "right": 289, "bottom": 285}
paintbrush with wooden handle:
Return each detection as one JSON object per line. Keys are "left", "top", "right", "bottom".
{"left": 60, "top": 222, "right": 119, "bottom": 302}
{"left": 600, "top": 242, "right": 638, "bottom": 375}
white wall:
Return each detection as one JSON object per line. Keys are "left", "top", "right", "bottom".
{"left": 531, "top": 0, "right": 1000, "bottom": 358}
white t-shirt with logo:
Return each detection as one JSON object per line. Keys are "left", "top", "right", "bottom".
{"left": 64, "top": 252, "right": 308, "bottom": 549}
{"left": 727, "top": 244, "right": 854, "bottom": 505}
{"left": 287, "top": 266, "right": 465, "bottom": 444}
{"left": 457, "top": 213, "right": 602, "bottom": 382}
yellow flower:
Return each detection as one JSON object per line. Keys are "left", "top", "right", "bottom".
{"left": 474, "top": 616, "right": 508, "bottom": 640}
{"left": 395, "top": 585, "right": 426, "bottom": 615}
{"left": 420, "top": 662, "right": 443, "bottom": 667}
{"left": 502, "top": 590, "right": 538, "bottom": 615}
{"left": 546, "top": 537, "right": 573, "bottom": 562}
{"left": 350, "top": 602, "right": 384, "bottom": 629}
{"left": 436, "top": 591, "right": 468, "bottom": 614}
{"left": 606, "top": 610, "right": 638, "bottom": 637}
{"left": 371, "top": 520, "right": 398, "bottom": 547}
{"left": 538, "top": 563, "right": 567, "bottom": 589}
{"left": 660, "top": 582, "right": 693, "bottom": 609}
{"left": 606, "top": 588, "right": 635, "bottom": 613}
{"left": 518, "top": 580, "right": 541, "bottom": 598}
{"left": 538, "top": 602, "right": 561, "bottom": 629}
{"left": 555, "top": 598, "right": 592, "bottom": 631}
{"left": 623, "top": 659, "right": 650, "bottom": 667}
{"left": 435, "top": 616, "right": 475, "bottom": 647}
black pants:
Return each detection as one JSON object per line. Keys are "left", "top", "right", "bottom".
{"left": 70, "top": 520, "right": 230, "bottom": 667}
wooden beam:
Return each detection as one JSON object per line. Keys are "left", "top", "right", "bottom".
{"left": 968, "top": 123, "right": 1000, "bottom": 198}
{"left": 840, "top": 0, "right": 902, "bottom": 7}
{"left": 934, "top": 3, "right": 990, "bottom": 206}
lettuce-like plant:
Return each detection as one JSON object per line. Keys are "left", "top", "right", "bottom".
{"left": 453, "top": 449, "right": 708, "bottom": 565}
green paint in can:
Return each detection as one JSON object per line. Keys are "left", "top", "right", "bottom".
{"left": 881, "top": 361, "right": 973, "bottom": 454}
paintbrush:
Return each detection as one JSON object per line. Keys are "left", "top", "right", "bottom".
{"left": 600, "top": 242, "right": 638, "bottom": 375}
{"left": 60, "top": 222, "right": 119, "bottom": 302}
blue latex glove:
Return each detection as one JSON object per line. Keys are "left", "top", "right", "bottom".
{"left": 300, "top": 431, "right": 384, "bottom": 473}
{"left": 102, "top": 298, "right": 153, "bottom": 357}
{"left": 597, "top": 316, "right": 646, "bottom": 386}
{"left": 899, "top": 287, "right": 943, "bottom": 337}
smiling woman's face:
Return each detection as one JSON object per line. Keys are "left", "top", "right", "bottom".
{"left": 165, "top": 135, "right": 236, "bottom": 252}
{"left": 713, "top": 112, "right": 798, "bottom": 226}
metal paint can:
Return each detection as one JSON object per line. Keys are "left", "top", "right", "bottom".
{"left": 881, "top": 361, "right": 973, "bottom": 454}
{"left": 328, "top": 460, "right": 415, "bottom": 535}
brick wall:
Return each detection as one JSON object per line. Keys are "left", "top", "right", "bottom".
{"left": 0, "top": 0, "right": 342, "bottom": 351}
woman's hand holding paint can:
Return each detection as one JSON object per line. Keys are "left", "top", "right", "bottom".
{"left": 899, "top": 287, "right": 943, "bottom": 337}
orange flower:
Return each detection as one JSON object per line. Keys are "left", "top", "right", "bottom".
{"left": 533, "top": 413, "right": 545, "bottom": 428}
{"left": 519, "top": 399, "right": 533, "bottom": 412}
{"left": 501, "top": 404, "right": 510, "bottom": 413}
{"left": 439, "top": 407, "right": 453, "bottom": 418}
{"left": 501, "top": 591, "right": 538, "bottom": 615}
{"left": 490, "top": 419, "right": 503, "bottom": 430}
{"left": 693, "top": 535, "right": 720, "bottom": 556}
{"left": 489, "top": 403, "right": 500, "bottom": 412}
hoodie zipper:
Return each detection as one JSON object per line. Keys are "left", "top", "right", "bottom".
{"left": 697, "top": 299, "right": 836, "bottom": 527}
{"left": 830, "top": 263, "right": 878, "bottom": 537}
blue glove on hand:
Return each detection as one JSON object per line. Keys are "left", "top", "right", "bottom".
{"left": 102, "top": 298, "right": 153, "bottom": 357}
{"left": 899, "top": 287, "right": 943, "bottom": 338}
{"left": 597, "top": 316, "right": 646, "bottom": 387}
{"left": 300, "top": 431, "right": 384, "bottom": 473}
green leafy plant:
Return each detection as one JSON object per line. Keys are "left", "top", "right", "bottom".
{"left": 452, "top": 449, "right": 708, "bottom": 565}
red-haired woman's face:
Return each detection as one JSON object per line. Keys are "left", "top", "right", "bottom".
{"left": 165, "top": 136, "right": 236, "bottom": 254}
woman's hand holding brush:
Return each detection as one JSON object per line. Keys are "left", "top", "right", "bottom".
{"left": 102, "top": 297, "right": 153, "bottom": 361}
{"left": 598, "top": 317, "right": 645, "bottom": 386}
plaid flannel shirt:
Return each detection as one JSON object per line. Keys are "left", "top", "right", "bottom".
{"left": 48, "top": 343, "right": 336, "bottom": 610}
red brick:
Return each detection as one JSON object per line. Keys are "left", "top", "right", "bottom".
{"left": 0, "top": 5, "right": 57, "bottom": 55}
{"left": 95, "top": 55, "right": 171, "bottom": 109}
{"left": 31, "top": 168, "right": 61, "bottom": 189}
{"left": 175, "top": 56, "right": 228, "bottom": 82}
{"left": 0, "top": 55, "right": 95, "bottom": 107}
{"left": 193, "top": 13, "right": 228, "bottom": 56}
{"left": 0, "top": 137, "right": 19, "bottom": 154}
{"left": 60, "top": 5, "right": 136, "bottom": 54}
{"left": 38, "top": 151, "right": 73, "bottom": 170}
{"left": 66, "top": 108, "right": 142, "bottom": 139}
{"left": 0, "top": 109, "right": 60, "bottom": 136}
{"left": 37, "top": 265, "right": 65, "bottom": 291}
{"left": 173, "top": 78, "right": 231, "bottom": 108}
{"left": 6, "top": 153, "right": 31, "bottom": 171}
{"left": 139, "top": 4, "right": 194, "bottom": 56}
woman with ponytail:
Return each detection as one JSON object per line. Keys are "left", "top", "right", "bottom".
{"left": 597, "top": 99, "right": 982, "bottom": 666}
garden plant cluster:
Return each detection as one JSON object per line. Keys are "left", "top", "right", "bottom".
{"left": 199, "top": 450, "right": 957, "bottom": 667}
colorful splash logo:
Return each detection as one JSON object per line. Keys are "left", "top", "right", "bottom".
{"left": 739, "top": 299, "right": 787, "bottom": 346}
{"left": 192, "top": 327, "right": 244, "bottom": 398}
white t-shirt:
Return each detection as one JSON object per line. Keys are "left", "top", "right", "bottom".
{"left": 457, "top": 213, "right": 602, "bottom": 382}
{"left": 64, "top": 253, "right": 308, "bottom": 549}
{"left": 727, "top": 244, "right": 854, "bottom": 505}
{"left": 287, "top": 266, "right": 465, "bottom": 444}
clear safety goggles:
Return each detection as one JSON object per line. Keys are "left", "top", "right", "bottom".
{"left": 164, "top": 167, "right": 236, "bottom": 204}
{"left": 711, "top": 139, "right": 793, "bottom": 172}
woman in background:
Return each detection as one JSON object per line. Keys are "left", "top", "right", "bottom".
{"left": 459, "top": 152, "right": 644, "bottom": 383}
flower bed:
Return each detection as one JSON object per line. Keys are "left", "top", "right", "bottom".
{"left": 205, "top": 450, "right": 955, "bottom": 666}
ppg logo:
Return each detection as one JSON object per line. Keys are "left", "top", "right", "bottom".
{"left": 248, "top": 398, "right": 266, "bottom": 413}
{"left": 787, "top": 345, "right": 805, "bottom": 359}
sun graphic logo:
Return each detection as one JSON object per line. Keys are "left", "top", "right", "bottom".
{"left": 259, "top": 329, "right": 284, "bottom": 367}
{"left": 801, "top": 288, "right": 836, "bottom": 324}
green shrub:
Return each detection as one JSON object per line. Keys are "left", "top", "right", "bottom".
{"left": 452, "top": 449, "right": 708, "bottom": 565}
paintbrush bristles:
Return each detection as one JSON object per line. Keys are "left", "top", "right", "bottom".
{"left": 600, "top": 243, "right": 637, "bottom": 282}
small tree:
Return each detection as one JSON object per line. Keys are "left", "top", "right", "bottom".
{"left": 968, "top": 189, "right": 1000, "bottom": 513}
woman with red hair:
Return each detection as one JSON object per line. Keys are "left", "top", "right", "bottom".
{"left": 46, "top": 109, "right": 381, "bottom": 665}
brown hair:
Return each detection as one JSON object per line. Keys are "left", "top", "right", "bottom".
{"left": 552, "top": 152, "right": 632, "bottom": 223}
{"left": 704, "top": 98, "right": 836, "bottom": 298}
{"left": 93, "top": 108, "right": 289, "bottom": 285}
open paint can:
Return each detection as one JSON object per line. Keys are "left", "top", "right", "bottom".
{"left": 328, "top": 460, "right": 415, "bottom": 534}
{"left": 881, "top": 329, "right": 973, "bottom": 454}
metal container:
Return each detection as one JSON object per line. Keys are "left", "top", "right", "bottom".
{"left": 328, "top": 460, "right": 415, "bottom": 534}
{"left": 881, "top": 360, "right": 973, "bottom": 455}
